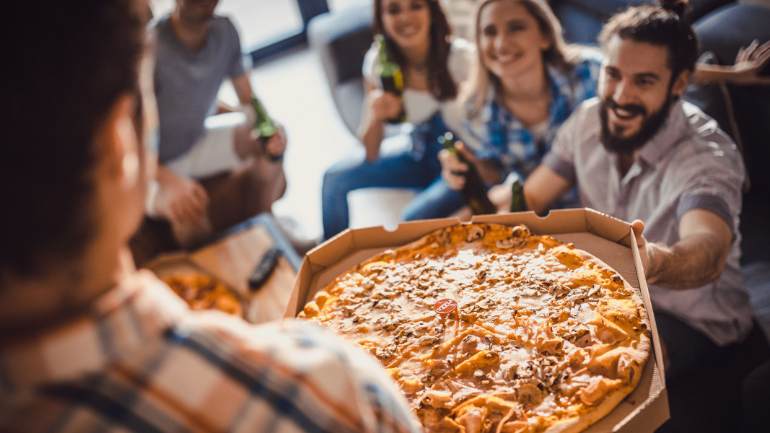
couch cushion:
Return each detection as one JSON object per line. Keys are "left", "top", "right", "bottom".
{"left": 333, "top": 78, "right": 366, "bottom": 135}
{"left": 308, "top": 5, "right": 373, "bottom": 86}
{"left": 553, "top": 0, "right": 732, "bottom": 21}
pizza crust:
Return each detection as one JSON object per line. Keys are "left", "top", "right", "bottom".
{"left": 301, "top": 223, "right": 650, "bottom": 433}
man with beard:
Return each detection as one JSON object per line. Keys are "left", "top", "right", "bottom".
{"left": 0, "top": 1, "right": 421, "bottom": 432}
{"left": 135, "top": 0, "right": 288, "bottom": 259}
{"left": 501, "top": 0, "right": 754, "bottom": 379}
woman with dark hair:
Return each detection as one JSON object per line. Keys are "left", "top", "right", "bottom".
{"left": 321, "top": 0, "right": 474, "bottom": 240}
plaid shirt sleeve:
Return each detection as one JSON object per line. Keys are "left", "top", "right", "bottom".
{"left": 173, "top": 316, "right": 423, "bottom": 433}
{"left": 0, "top": 273, "right": 422, "bottom": 433}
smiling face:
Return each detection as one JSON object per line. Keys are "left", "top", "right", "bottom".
{"left": 598, "top": 35, "right": 689, "bottom": 154}
{"left": 177, "top": 0, "right": 219, "bottom": 26}
{"left": 380, "top": 0, "right": 431, "bottom": 51}
{"left": 477, "top": 0, "right": 551, "bottom": 85}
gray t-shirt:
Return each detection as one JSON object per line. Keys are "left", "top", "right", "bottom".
{"left": 153, "top": 15, "right": 245, "bottom": 163}
{"left": 543, "top": 98, "right": 752, "bottom": 346}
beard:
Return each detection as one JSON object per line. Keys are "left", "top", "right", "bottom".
{"left": 599, "top": 95, "right": 675, "bottom": 155}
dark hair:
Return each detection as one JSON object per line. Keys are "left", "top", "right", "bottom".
{"left": 599, "top": 0, "right": 698, "bottom": 79}
{"left": 1, "top": 0, "right": 146, "bottom": 277}
{"left": 373, "top": 0, "right": 457, "bottom": 100}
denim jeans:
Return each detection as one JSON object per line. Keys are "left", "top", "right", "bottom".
{"left": 322, "top": 112, "right": 466, "bottom": 239}
{"left": 321, "top": 150, "right": 464, "bottom": 239}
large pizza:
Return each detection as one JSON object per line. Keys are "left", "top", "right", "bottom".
{"left": 300, "top": 223, "right": 650, "bottom": 433}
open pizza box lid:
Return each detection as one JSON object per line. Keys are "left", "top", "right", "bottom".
{"left": 145, "top": 219, "right": 299, "bottom": 324}
{"left": 287, "top": 208, "right": 669, "bottom": 432}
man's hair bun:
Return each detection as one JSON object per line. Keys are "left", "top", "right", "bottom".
{"left": 659, "top": 0, "right": 689, "bottom": 20}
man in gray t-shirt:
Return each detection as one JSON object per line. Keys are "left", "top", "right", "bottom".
{"left": 143, "top": 0, "right": 287, "bottom": 251}
{"left": 499, "top": 4, "right": 754, "bottom": 379}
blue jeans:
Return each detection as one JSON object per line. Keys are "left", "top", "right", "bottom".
{"left": 322, "top": 150, "right": 464, "bottom": 239}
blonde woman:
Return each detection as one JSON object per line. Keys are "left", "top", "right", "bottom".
{"left": 440, "top": 0, "right": 601, "bottom": 201}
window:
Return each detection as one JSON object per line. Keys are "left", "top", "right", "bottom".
{"left": 151, "top": 0, "right": 329, "bottom": 62}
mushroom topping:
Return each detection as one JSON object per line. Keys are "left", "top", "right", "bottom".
{"left": 496, "top": 238, "right": 516, "bottom": 249}
{"left": 400, "top": 376, "right": 423, "bottom": 395}
{"left": 565, "top": 326, "right": 592, "bottom": 347}
{"left": 466, "top": 225, "right": 486, "bottom": 242}
{"left": 456, "top": 406, "right": 486, "bottom": 433}
{"left": 419, "top": 389, "right": 454, "bottom": 409}
{"left": 537, "top": 337, "right": 564, "bottom": 356}
{"left": 461, "top": 335, "right": 481, "bottom": 354}
{"left": 516, "top": 380, "right": 544, "bottom": 405}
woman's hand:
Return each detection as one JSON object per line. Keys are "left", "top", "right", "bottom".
{"left": 368, "top": 89, "right": 403, "bottom": 122}
{"left": 439, "top": 145, "right": 471, "bottom": 191}
{"left": 729, "top": 40, "right": 770, "bottom": 85}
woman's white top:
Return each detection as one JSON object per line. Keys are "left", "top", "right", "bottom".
{"left": 362, "top": 37, "right": 475, "bottom": 125}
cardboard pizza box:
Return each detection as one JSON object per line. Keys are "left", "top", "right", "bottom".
{"left": 287, "top": 208, "right": 669, "bottom": 433}
{"left": 146, "top": 214, "right": 301, "bottom": 324}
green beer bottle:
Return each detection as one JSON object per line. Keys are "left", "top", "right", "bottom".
{"left": 439, "top": 132, "right": 496, "bottom": 215}
{"left": 374, "top": 34, "right": 406, "bottom": 124}
{"left": 510, "top": 179, "right": 527, "bottom": 212}
{"left": 250, "top": 95, "right": 282, "bottom": 162}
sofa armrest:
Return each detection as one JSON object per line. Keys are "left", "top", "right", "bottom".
{"left": 308, "top": 4, "right": 373, "bottom": 135}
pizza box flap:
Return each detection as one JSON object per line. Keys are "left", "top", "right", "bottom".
{"left": 145, "top": 221, "right": 299, "bottom": 324}
{"left": 473, "top": 208, "right": 587, "bottom": 233}
{"left": 289, "top": 208, "right": 669, "bottom": 432}
{"left": 189, "top": 224, "right": 275, "bottom": 295}
{"left": 473, "top": 208, "right": 633, "bottom": 246}
{"left": 146, "top": 222, "right": 284, "bottom": 297}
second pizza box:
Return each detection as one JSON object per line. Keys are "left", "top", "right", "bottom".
{"left": 286, "top": 208, "right": 669, "bottom": 433}
{"left": 147, "top": 214, "right": 301, "bottom": 324}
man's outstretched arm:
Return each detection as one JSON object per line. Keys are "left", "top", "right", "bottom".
{"left": 639, "top": 209, "right": 733, "bottom": 289}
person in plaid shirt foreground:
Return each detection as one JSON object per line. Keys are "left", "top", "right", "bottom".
{"left": 0, "top": 1, "right": 421, "bottom": 432}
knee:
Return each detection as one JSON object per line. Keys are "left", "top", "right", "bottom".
{"left": 401, "top": 201, "right": 434, "bottom": 221}
{"left": 322, "top": 162, "right": 358, "bottom": 196}
{"left": 402, "top": 188, "right": 462, "bottom": 221}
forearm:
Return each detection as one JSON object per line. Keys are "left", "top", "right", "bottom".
{"left": 692, "top": 64, "right": 735, "bottom": 85}
{"left": 646, "top": 233, "right": 728, "bottom": 289}
{"left": 155, "top": 163, "right": 177, "bottom": 183}
{"left": 231, "top": 74, "right": 254, "bottom": 106}
{"left": 523, "top": 189, "right": 548, "bottom": 214}
{"left": 359, "top": 113, "right": 384, "bottom": 162}
{"left": 216, "top": 100, "right": 238, "bottom": 114}
{"left": 522, "top": 165, "right": 573, "bottom": 214}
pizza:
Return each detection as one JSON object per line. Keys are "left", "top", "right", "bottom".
{"left": 161, "top": 273, "right": 243, "bottom": 317}
{"left": 299, "top": 223, "right": 650, "bottom": 433}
